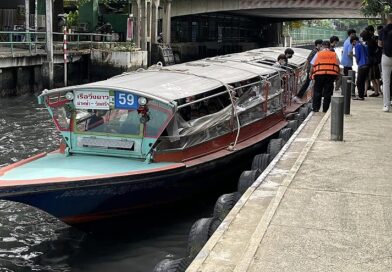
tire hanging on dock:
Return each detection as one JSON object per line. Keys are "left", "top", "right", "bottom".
{"left": 187, "top": 217, "right": 215, "bottom": 259}
{"left": 279, "top": 128, "right": 292, "bottom": 143}
{"left": 298, "top": 107, "right": 308, "bottom": 124}
{"left": 267, "top": 138, "right": 284, "bottom": 161}
{"left": 286, "top": 119, "right": 299, "bottom": 132}
{"left": 153, "top": 257, "right": 189, "bottom": 272}
{"left": 237, "top": 170, "right": 260, "bottom": 194}
{"left": 251, "top": 153, "right": 271, "bottom": 172}
{"left": 213, "top": 192, "right": 241, "bottom": 221}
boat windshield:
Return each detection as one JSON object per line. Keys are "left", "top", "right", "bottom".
{"left": 75, "top": 109, "right": 142, "bottom": 136}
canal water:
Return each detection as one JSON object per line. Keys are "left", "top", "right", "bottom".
{"left": 0, "top": 94, "right": 227, "bottom": 272}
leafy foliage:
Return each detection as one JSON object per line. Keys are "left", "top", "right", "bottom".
{"left": 361, "top": 0, "right": 391, "bottom": 17}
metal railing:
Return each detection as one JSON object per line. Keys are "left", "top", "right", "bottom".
{"left": 52, "top": 32, "right": 114, "bottom": 51}
{"left": 0, "top": 31, "right": 115, "bottom": 55}
{"left": 290, "top": 27, "right": 346, "bottom": 46}
{"left": 0, "top": 31, "right": 46, "bottom": 55}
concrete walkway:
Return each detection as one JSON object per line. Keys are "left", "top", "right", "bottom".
{"left": 187, "top": 95, "right": 392, "bottom": 272}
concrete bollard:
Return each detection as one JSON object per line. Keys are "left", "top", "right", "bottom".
{"left": 344, "top": 80, "right": 352, "bottom": 115}
{"left": 341, "top": 76, "right": 351, "bottom": 115}
{"left": 341, "top": 76, "right": 349, "bottom": 96}
{"left": 331, "top": 95, "right": 344, "bottom": 141}
{"left": 348, "top": 70, "right": 356, "bottom": 96}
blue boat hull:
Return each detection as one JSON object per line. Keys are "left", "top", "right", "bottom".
{"left": 1, "top": 135, "right": 271, "bottom": 225}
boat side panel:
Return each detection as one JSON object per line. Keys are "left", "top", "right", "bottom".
{"left": 154, "top": 111, "right": 285, "bottom": 162}
{"left": 1, "top": 130, "right": 271, "bottom": 224}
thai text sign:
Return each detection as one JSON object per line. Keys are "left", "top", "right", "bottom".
{"left": 74, "top": 90, "right": 110, "bottom": 110}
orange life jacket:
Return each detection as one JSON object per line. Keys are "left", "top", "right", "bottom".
{"left": 312, "top": 50, "right": 340, "bottom": 76}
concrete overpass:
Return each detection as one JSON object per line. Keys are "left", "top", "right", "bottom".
{"left": 171, "top": 0, "right": 364, "bottom": 19}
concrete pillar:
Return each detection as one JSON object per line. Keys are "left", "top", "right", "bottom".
{"left": 162, "top": 0, "right": 171, "bottom": 44}
{"left": 25, "top": 0, "right": 30, "bottom": 31}
{"left": 131, "top": 0, "right": 141, "bottom": 48}
{"left": 45, "top": 0, "right": 54, "bottom": 88}
{"left": 140, "top": 0, "right": 147, "bottom": 50}
{"left": 34, "top": 65, "right": 43, "bottom": 92}
{"left": 35, "top": 0, "right": 38, "bottom": 31}
{"left": 17, "top": 67, "right": 33, "bottom": 95}
{"left": 151, "top": 0, "right": 160, "bottom": 43}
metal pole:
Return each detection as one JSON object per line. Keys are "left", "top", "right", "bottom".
{"left": 348, "top": 70, "right": 356, "bottom": 96}
{"left": 64, "top": 26, "right": 67, "bottom": 87}
{"left": 45, "top": 0, "right": 54, "bottom": 88}
{"left": 331, "top": 95, "right": 344, "bottom": 141}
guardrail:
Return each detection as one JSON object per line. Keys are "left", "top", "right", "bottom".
{"left": 0, "top": 31, "right": 46, "bottom": 55}
{"left": 291, "top": 27, "right": 346, "bottom": 46}
{"left": 0, "top": 31, "right": 114, "bottom": 55}
{"left": 52, "top": 32, "right": 114, "bottom": 51}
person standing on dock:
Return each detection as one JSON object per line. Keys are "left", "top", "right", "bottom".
{"left": 341, "top": 29, "right": 357, "bottom": 77}
{"left": 293, "top": 39, "right": 323, "bottom": 103}
{"left": 310, "top": 40, "right": 340, "bottom": 112}
{"left": 353, "top": 31, "right": 370, "bottom": 101}
{"left": 379, "top": 13, "right": 392, "bottom": 112}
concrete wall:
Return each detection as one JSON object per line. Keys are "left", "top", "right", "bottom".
{"left": 91, "top": 49, "right": 148, "bottom": 70}
{"left": 0, "top": 54, "right": 91, "bottom": 97}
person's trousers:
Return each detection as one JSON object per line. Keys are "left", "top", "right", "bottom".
{"left": 343, "top": 66, "right": 352, "bottom": 76}
{"left": 313, "top": 74, "right": 336, "bottom": 112}
{"left": 382, "top": 54, "right": 392, "bottom": 107}
{"left": 356, "top": 65, "right": 369, "bottom": 98}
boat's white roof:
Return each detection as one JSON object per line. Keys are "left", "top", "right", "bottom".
{"left": 164, "top": 59, "right": 280, "bottom": 83}
{"left": 40, "top": 47, "right": 310, "bottom": 103}
{"left": 83, "top": 70, "right": 223, "bottom": 102}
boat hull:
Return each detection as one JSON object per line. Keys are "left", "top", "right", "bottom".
{"left": 1, "top": 132, "right": 273, "bottom": 225}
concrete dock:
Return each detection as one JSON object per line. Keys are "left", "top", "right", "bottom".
{"left": 187, "top": 95, "right": 392, "bottom": 272}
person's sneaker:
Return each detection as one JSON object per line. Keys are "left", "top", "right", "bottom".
{"left": 383, "top": 106, "right": 390, "bottom": 112}
{"left": 292, "top": 96, "right": 302, "bottom": 103}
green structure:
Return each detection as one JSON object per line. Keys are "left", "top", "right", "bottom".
{"left": 79, "top": 0, "right": 99, "bottom": 32}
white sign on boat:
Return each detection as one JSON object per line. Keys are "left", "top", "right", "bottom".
{"left": 74, "top": 90, "right": 110, "bottom": 110}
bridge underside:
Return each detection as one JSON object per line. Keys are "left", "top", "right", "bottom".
{"left": 228, "top": 8, "right": 364, "bottom": 19}
{"left": 171, "top": 0, "right": 366, "bottom": 20}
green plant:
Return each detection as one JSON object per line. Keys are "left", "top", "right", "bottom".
{"left": 67, "top": 10, "right": 79, "bottom": 28}
{"left": 361, "top": 0, "right": 391, "bottom": 18}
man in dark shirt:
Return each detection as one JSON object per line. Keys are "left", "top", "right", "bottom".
{"left": 293, "top": 39, "right": 323, "bottom": 103}
{"left": 379, "top": 13, "right": 392, "bottom": 112}
{"left": 365, "top": 25, "right": 381, "bottom": 97}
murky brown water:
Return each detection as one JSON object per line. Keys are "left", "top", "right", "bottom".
{"left": 0, "top": 94, "right": 217, "bottom": 272}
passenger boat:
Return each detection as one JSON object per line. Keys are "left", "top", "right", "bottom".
{"left": 0, "top": 47, "right": 310, "bottom": 225}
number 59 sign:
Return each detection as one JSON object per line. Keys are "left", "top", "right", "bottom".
{"left": 114, "top": 91, "right": 139, "bottom": 110}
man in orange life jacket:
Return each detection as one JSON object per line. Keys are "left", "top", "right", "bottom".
{"left": 310, "top": 40, "right": 340, "bottom": 112}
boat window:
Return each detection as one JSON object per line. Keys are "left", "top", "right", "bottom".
{"left": 144, "top": 102, "right": 173, "bottom": 138}
{"left": 74, "top": 109, "right": 142, "bottom": 136}
{"left": 178, "top": 87, "right": 230, "bottom": 121}
{"left": 51, "top": 105, "right": 71, "bottom": 131}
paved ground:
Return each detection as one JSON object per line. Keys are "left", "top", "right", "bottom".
{"left": 187, "top": 94, "right": 392, "bottom": 272}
